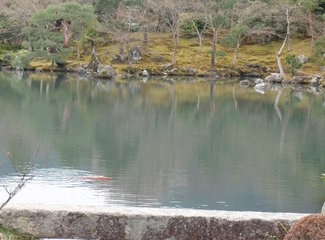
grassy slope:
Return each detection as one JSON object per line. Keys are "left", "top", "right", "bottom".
{"left": 11, "top": 32, "right": 325, "bottom": 76}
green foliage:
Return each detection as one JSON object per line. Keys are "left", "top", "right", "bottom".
{"left": 95, "top": 0, "right": 119, "bottom": 15}
{"left": 211, "top": 15, "right": 231, "bottom": 29}
{"left": 1, "top": 53, "right": 13, "bottom": 66}
{"left": 285, "top": 54, "right": 303, "bottom": 75}
{"left": 95, "top": 0, "right": 142, "bottom": 17}
{"left": 11, "top": 50, "right": 33, "bottom": 69}
{"left": 23, "top": 2, "right": 95, "bottom": 66}
{"left": 181, "top": 18, "right": 206, "bottom": 37}
{"left": 0, "top": 14, "right": 21, "bottom": 44}
{"left": 312, "top": 36, "right": 325, "bottom": 60}
{"left": 221, "top": 24, "right": 249, "bottom": 48}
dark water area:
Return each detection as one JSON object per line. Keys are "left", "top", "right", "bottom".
{"left": 0, "top": 72, "right": 325, "bottom": 213}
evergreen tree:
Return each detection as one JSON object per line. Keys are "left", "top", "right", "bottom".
{"left": 23, "top": 2, "right": 95, "bottom": 73}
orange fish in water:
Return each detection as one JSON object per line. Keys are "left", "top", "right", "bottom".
{"left": 77, "top": 176, "right": 112, "bottom": 180}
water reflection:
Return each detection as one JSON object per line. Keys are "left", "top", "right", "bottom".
{"left": 0, "top": 72, "right": 324, "bottom": 213}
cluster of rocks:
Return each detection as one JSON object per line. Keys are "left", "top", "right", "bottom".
{"left": 77, "top": 63, "right": 116, "bottom": 80}
{"left": 239, "top": 70, "right": 325, "bottom": 95}
{"left": 76, "top": 53, "right": 116, "bottom": 80}
{"left": 112, "top": 46, "right": 142, "bottom": 63}
{"left": 128, "top": 65, "right": 198, "bottom": 78}
{"left": 264, "top": 72, "right": 324, "bottom": 86}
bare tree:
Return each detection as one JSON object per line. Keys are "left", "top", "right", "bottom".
{"left": 204, "top": 0, "right": 232, "bottom": 69}
{"left": 275, "top": 0, "right": 299, "bottom": 76}
{"left": 187, "top": 0, "right": 208, "bottom": 53}
{"left": 296, "top": 0, "right": 324, "bottom": 55}
{"left": 146, "top": 0, "right": 187, "bottom": 65}
{"left": 222, "top": 0, "right": 267, "bottom": 66}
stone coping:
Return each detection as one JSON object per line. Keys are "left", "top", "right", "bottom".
{"left": 4, "top": 203, "right": 308, "bottom": 221}
{"left": 0, "top": 204, "right": 309, "bottom": 240}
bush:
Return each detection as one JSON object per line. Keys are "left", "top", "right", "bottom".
{"left": 1, "top": 53, "right": 12, "bottom": 66}
{"left": 285, "top": 54, "right": 302, "bottom": 75}
{"left": 181, "top": 18, "right": 206, "bottom": 38}
{"left": 11, "top": 50, "right": 33, "bottom": 70}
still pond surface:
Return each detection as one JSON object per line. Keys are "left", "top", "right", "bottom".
{"left": 0, "top": 72, "right": 325, "bottom": 213}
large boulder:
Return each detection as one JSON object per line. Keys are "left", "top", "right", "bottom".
{"left": 265, "top": 73, "right": 284, "bottom": 83}
{"left": 310, "top": 74, "right": 323, "bottom": 86}
{"left": 130, "top": 46, "right": 142, "bottom": 61}
{"left": 96, "top": 64, "right": 116, "bottom": 79}
{"left": 284, "top": 214, "right": 325, "bottom": 240}
{"left": 112, "top": 54, "right": 128, "bottom": 63}
{"left": 142, "top": 69, "right": 149, "bottom": 77}
{"left": 77, "top": 65, "right": 87, "bottom": 75}
{"left": 297, "top": 55, "right": 308, "bottom": 64}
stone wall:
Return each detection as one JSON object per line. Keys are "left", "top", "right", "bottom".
{"left": 0, "top": 204, "right": 307, "bottom": 240}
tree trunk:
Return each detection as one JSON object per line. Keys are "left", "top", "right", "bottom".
{"left": 277, "top": 8, "right": 290, "bottom": 76}
{"left": 144, "top": 26, "right": 148, "bottom": 46}
{"left": 176, "top": 19, "right": 180, "bottom": 46}
{"left": 126, "top": 40, "right": 132, "bottom": 70}
{"left": 77, "top": 41, "right": 81, "bottom": 59}
{"left": 285, "top": 9, "right": 291, "bottom": 52}
{"left": 233, "top": 41, "right": 241, "bottom": 66}
{"left": 211, "top": 28, "right": 217, "bottom": 69}
{"left": 120, "top": 42, "right": 124, "bottom": 55}
{"left": 191, "top": 18, "right": 204, "bottom": 53}
{"left": 173, "top": 34, "right": 177, "bottom": 65}
{"left": 28, "top": 31, "right": 32, "bottom": 51}
{"left": 117, "top": 0, "right": 123, "bottom": 20}
{"left": 307, "top": 11, "right": 315, "bottom": 55}
{"left": 51, "top": 56, "right": 54, "bottom": 77}
{"left": 87, "top": 38, "right": 96, "bottom": 55}
{"left": 277, "top": 35, "right": 287, "bottom": 76}
{"left": 287, "top": 34, "right": 291, "bottom": 52}
{"left": 83, "top": 43, "right": 89, "bottom": 55}
{"left": 63, "top": 20, "right": 74, "bottom": 48}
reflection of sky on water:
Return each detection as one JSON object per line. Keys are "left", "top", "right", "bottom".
{"left": 0, "top": 168, "right": 109, "bottom": 206}
{"left": 0, "top": 168, "right": 162, "bottom": 207}
{"left": 0, "top": 72, "right": 325, "bottom": 213}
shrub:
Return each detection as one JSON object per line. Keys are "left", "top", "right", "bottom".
{"left": 11, "top": 50, "right": 33, "bottom": 70}
{"left": 285, "top": 54, "right": 302, "bottom": 75}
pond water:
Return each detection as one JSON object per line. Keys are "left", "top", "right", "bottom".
{"left": 0, "top": 72, "right": 325, "bottom": 213}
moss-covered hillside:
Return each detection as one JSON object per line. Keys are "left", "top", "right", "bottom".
{"left": 2, "top": 32, "right": 325, "bottom": 78}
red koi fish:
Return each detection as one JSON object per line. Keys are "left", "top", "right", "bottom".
{"left": 77, "top": 176, "right": 112, "bottom": 180}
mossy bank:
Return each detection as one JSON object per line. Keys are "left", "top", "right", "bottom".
{"left": 1, "top": 33, "right": 325, "bottom": 83}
